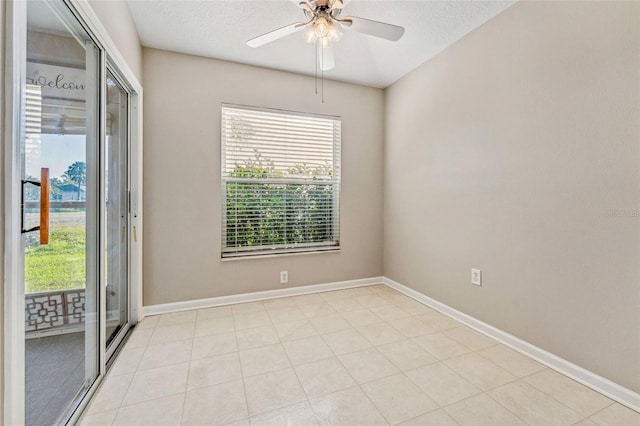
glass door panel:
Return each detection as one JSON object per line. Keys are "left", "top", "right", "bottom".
{"left": 105, "top": 70, "right": 129, "bottom": 350}
{"left": 23, "top": 1, "right": 99, "bottom": 424}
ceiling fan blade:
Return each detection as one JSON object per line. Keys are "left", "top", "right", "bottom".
{"left": 247, "top": 22, "right": 307, "bottom": 48}
{"left": 341, "top": 16, "right": 405, "bottom": 41}
{"left": 318, "top": 45, "right": 335, "bottom": 71}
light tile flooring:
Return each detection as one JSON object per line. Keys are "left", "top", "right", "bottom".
{"left": 80, "top": 285, "right": 640, "bottom": 426}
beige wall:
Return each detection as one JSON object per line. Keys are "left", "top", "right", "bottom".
{"left": 88, "top": 0, "right": 142, "bottom": 83}
{"left": 384, "top": 0, "right": 640, "bottom": 392}
{"left": 143, "top": 48, "right": 384, "bottom": 306}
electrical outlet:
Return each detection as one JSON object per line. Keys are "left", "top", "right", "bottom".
{"left": 471, "top": 269, "right": 482, "bottom": 286}
{"left": 280, "top": 270, "right": 288, "bottom": 284}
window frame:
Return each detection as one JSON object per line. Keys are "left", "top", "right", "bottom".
{"left": 220, "top": 103, "right": 341, "bottom": 259}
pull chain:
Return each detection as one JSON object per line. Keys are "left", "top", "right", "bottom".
{"left": 320, "top": 51, "right": 324, "bottom": 103}
{"left": 321, "top": 45, "right": 324, "bottom": 103}
{"left": 313, "top": 42, "right": 325, "bottom": 103}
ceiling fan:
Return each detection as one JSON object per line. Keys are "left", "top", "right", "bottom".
{"left": 246, "top": 0, "right": 405, "bottom": 71}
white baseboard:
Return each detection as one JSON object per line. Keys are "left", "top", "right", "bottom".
{"left": 142, "top": 276, "right": 384, "bottom": 317}
{"left": 383, "top": 277, "right": 640, "bottom": 413}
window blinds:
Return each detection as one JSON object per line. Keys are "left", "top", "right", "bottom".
{"left": 26, "top": 83, "right": 110, "bottom": 135}
{"left": 25, "top": 85, "right": 42, "bottom": 135}
{"left": 221, "top": 104, "right": 341, "bottom": 258}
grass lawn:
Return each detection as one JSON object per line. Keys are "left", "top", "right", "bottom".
{"left": 25, "top": 226, "right": 86, "bottom": 293}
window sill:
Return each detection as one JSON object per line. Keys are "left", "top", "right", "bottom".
{"left": 220, "top": 248, "right": 341, "bottom": 262}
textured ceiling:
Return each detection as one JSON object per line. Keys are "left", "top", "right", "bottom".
{"left": 127, "top": 0, "right": 515, "bottom": 88}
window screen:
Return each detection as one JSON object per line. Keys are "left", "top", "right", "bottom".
{"left": 221, "top": 104, "right": 341, "bottom": 258}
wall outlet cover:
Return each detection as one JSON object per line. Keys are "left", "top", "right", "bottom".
{"left": 280, "top": 270, "right": 289, "bottom": 284}
{"left": 471, "top": 268, "right": 482, "bottom": 286}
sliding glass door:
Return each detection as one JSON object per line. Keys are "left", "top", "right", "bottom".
{"left": 20, "top": 1, "right": 133, "bottom": 423}
{"left": 23, "top": 2, "right": 100, "bottom": 424}
{"left": 105, "top": 69, "right": 130, "bottom": 353}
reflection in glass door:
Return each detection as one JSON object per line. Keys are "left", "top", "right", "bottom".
{"left": 23, "top": 1, "right": 99, "bottom": 424}
{"left": 105, "top": 70, "right": 130, "bottom": 351}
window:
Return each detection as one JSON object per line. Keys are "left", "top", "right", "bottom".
{"left": 221, "top": 104, "right": 341, "bottom": 258}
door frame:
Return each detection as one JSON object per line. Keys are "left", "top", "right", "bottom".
{"left": 2, "top": 1, "right": 143, "bottom": 424}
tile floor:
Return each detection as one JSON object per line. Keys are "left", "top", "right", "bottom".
{"left": 80, "top": 285, "right": 640, "bottom": 426}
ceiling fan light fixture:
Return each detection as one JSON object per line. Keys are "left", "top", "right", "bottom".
{"left": 314, "top": 16, "right": 330, "bottom": 37}
{"left": 326, "top": 21, "right": 342, "bottom": 43}
{"left": 304, "top": 17, "right": 342, "bottom": 46}
{"left": 304, "top": 25, "right": 318, "bottom": 43}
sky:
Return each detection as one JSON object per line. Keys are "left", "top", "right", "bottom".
{"left": 27, "top": 134, "right": 86, "bottom": 179}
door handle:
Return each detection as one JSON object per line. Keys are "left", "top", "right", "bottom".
{"left": 40, "top": 168, "right": 49, "bottom": 244}
{"left": 21, "top": 167, "right": 50, "bottom": 245}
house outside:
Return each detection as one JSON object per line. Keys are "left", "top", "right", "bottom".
{"left": 57, "top": 183, "right": 86, "bottom": 201}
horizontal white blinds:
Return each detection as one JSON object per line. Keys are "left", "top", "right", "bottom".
{"left": 221, "top": 104, "right": 341, "bottom": 258}
{"left": 25, "top": 84, "right": 112, "bottom": 135}
{"left": 25, "top": 84, "right": 42, "bottom": 135}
